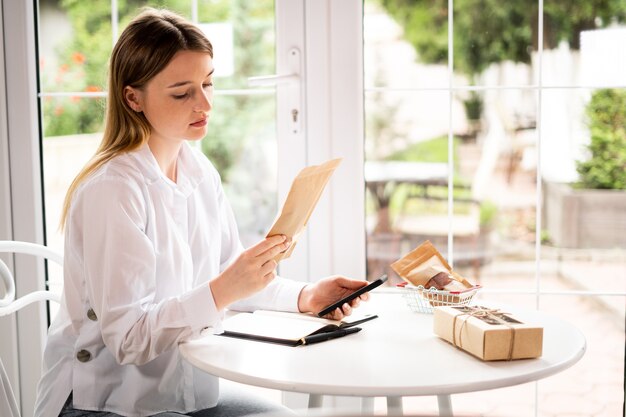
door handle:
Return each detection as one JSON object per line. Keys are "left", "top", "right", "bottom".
{"left": 248, "top": 48, "right": 303, "bottom": 134}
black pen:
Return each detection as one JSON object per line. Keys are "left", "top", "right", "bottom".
{"left": 300, "top": 327, "right": 362, "bottom": 346}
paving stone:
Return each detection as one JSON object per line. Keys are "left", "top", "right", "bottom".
{"left": 597, "top": 402, "right": 625, "bottom": 417}
{"left": 539, "top": 392, "right": 605, "bottom": 416}
{"left": 587, "top": 383, "right": 625, "bottom": 406}
{"left": 488, "top": 402, "right": 536, "bottom": 417}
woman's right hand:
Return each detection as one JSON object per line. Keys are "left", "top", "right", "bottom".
{"left": 209, "top": 235, "right": 290, "bottom": 310}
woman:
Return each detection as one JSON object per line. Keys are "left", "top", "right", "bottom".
{"left": 35, "top": 8, "right": 368, "bottom": 417}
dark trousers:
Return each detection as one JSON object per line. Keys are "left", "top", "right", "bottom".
{"left": 59, "top": 385, "right": 294, "bottom": 417}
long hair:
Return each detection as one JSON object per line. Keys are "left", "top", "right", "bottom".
{"left": 59, "top": 8, "right": 213, "bottom": 228}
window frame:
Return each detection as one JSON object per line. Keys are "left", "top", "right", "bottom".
{"left": 0, "top": 1, "right": 48, "bottom": 415}
{"left": 279, "top": 0, "right": 366, "bottom": 282}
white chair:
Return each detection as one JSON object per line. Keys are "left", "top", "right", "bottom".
{"left": 0, "top": 241, "right": 63, "bottom": 417}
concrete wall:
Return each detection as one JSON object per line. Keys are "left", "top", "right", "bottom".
{"left": 543, "top": 180, "right": 626, "bottom": 249}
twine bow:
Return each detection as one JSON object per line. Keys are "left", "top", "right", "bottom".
{"left": 451, "top": 306, "right": 517, "bottom": 360}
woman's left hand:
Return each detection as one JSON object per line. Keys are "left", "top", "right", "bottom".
{"left": 297, "top": 275, "right": 370, "bottom": 320}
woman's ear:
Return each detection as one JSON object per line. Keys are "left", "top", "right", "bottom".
{"left": 124, "top": 86, "right": 143, "bottom": 112}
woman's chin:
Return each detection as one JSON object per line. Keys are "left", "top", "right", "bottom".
{"left": 186, "top": 136, "right": 205, "bottom": 142}
{"left": 186, "top": 129, "right": 208, "bottom": 142}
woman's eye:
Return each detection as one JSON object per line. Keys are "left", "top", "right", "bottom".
{"left": 203, "top": 82, "right": 213, "bottom": 89}
{"left": 173, "top": 93, "right": 189, "bottom": 100}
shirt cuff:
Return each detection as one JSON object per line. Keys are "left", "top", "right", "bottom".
{"left": 180, "top": 282, "right": 223, "bottom": 333}
{"left": 271, "top": 277, "right": 308, "bottom": 312}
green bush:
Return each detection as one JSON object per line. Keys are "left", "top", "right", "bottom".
{"left": 576, "top": 89, "right": 626, "bottom": 190}
{"left": 479, "top": 200, "right": 498, "bottom": 229}
{"left": 385, "top": 135, "right": 458, "bottom": 163}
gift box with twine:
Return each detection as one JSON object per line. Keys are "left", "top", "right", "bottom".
{"left": 433, "top": 305, "right": 543, "bottom": 361}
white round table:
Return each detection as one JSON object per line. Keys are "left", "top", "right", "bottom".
{"left": 180, "top": 292, "right": 586, "bottom": 416}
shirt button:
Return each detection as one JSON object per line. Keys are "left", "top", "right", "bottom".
{"left": 76, "top": 349, "right": 91, "bottom": 363}
{"left": 87, "top": 308, "right": 97, "bottom": 321}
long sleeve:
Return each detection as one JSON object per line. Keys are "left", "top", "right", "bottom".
{"left": 208, "top": 167, "right": 307, "bottom": 314}
{"left": 228, "top": 276, "right": 306, "bottom": 312}
{"left": 36, "top": 144, "right": 234, "bottom": 416}
{"left": 77, "top": 176, "right": 219, "bottom": 366}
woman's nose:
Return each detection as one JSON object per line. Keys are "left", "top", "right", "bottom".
{"left": 194, "top": 90, "right": 212, "bottom": 113}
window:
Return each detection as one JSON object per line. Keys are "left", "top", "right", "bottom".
{"left": 364, "top": 0, "right": 625, "bottom": 415}
{"left": 6, "top": 0, "right": 622, "bottom": 415}
{"left": 38, "top": 0, "right": 280, "bottom": 310}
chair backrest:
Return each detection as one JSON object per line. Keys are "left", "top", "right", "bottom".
{"left": 0, "top": 241, "right": 63, "bottom": 417}
{"left": 0, "top": 241, "right": 63, "bottom": 316}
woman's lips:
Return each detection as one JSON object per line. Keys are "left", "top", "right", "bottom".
{"left": 190, "top": 117, "right": 207, "bottom": 127}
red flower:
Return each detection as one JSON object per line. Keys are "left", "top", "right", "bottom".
{"left": 72, "top": 52, "right": 86, "bottom": 65}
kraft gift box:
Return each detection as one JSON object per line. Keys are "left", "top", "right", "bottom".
{"left": 433, "top": 306, "right": 543, "bottom": 361}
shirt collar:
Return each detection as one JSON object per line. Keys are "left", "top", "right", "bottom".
{"left": 132, "top": 142, "right": 206, "bottom": 197}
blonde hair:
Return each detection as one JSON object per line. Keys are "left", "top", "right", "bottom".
{"left": 60, "top": 8, "right": 213, "bottom": 228}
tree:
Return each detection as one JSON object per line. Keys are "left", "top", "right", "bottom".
{"left": 199, "top": 0, "right": 275, "bottom": 181}
{"left": 379, "top": 0, "right": 626, "bottom": 78}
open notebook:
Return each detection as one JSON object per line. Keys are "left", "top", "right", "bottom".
{"left": 220, "top": 310, "right": 377, "bottom": 346}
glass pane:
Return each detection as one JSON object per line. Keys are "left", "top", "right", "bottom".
{"left": 38, "top": 1, "right": 277, "bottom": 320}
{"left": 451, "top": 89, "right": 538, "bottom": 288}
{"left": 364, "top": 90, "right": 451, "bottom": 283}
{"left": 364, "top": 0, "right": 449, "bottom": 89}
{"left": 448, "top": 384, "right": 537, "bottom": 416}
{"left": 472, "top": 292, "right": 538, "bottom": 310}
{"left": 453, "top": 0, "right": 537, "bottom": 87}
{"left": 197, "top": 0, "right": 277, "bottom": 245}
{"left": 198, "top": 0, "right": 275, "bottom": 89}
{"left": 542, "top": 1, "right": 626, "bottom": 87}
{"left": 204, "top": 92, "right": 277, "bottom": 248}
{"left": 41, "top": 97, "right": 105, "bottom": 234}
{"left": 540, "top": 87, "right": 626, "bottom": 293}
{"left": 41, "top": 96, "right": 104, "bottom": 319}
{"left": 538, "top": 295, "right": 625, "bottom": 416}
{"left": 38, "top": 1, "right": 113, "bottom": 94}
{"left": 41, "top": 95, "right": 105, "bottom": 137}
{"left": 376, "top": 382, "right": 537, "bottom": 416}
{"left": 540, "top": 87, "right": 626, "bottom": 415}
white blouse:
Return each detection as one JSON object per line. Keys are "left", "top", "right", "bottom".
{"left": 34, "top": 143, "right": 305, "bottom": 417}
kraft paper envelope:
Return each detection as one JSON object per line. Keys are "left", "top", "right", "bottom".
{"left": 267, "top": 158, "right": 342, "bottom": 261}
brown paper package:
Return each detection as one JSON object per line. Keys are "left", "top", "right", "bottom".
{"left": 391, "top": 240, "right": 475, "bottom": 305}
{"left": 266, "top": 158, "right": 342, "bottom": 262}
{"left": 433, "top": 306, "right": 543, "bottom": 361}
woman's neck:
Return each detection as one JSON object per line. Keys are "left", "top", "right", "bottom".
{"left": 147, "top": 138, "right": 182, "bottom": 183}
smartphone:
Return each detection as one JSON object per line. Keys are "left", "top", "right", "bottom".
{"left": 317, "top": 274, "right": 388, "bottom": 317}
